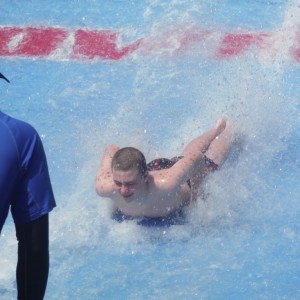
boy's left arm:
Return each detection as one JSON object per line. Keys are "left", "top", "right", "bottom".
{"left": 95, "top": 144, "right": 119, "bottom": 196}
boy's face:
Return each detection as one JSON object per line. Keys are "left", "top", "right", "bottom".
{"left": 112, "top": 168, "right": 147, "bottom": 202}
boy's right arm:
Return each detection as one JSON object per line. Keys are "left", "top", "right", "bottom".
{"left": 95, "top": 144, "right": 119, "bottom": 196}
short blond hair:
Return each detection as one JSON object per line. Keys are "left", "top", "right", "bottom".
{"left": 111, "top": 147, "right": 147, "bottom": 175}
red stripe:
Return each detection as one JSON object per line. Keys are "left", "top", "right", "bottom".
{"left": 0, "top": 26, "right": 299, "bottom": 62}
{"left": 0, "top": 27, "right": 67, "bottom": 56}
{"left": 217, "top": 33, "right": 270, "bottom": 57}
{"left": 72, "top": 29, "right": 140, "bottom": 60}
{"left": 17, "top": 27, "right": 67, "bottom": 56}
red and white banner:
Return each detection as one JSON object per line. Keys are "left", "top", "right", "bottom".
{"left": 0, "top": 26, "right": 299, "bottom": 62}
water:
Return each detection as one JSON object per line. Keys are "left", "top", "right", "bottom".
{"left": 0, "top": 1, "right": 299, "bottom": 299}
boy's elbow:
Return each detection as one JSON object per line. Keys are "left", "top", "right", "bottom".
{"left": 95, "top": 177, "right": 111, "bottom": 197}
{"left": 95, "top": 184, "right": 106, "bottom": 197}
{"left": 95, "top": 183, "right": 101, "bottom": 196}
{"left": 95, "top": 175, "right": 104, "bottom": 196}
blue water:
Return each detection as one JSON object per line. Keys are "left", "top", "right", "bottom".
{"left": 0, "top": 1, "right": 299, "bottom": 299}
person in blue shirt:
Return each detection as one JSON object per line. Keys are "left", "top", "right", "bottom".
{"left": 0, "top": 72, "right": 56, "bottom": 300}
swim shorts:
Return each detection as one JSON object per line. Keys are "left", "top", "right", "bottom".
{"left": 147, "top": 155, "right": 218, "bottom": 190}
{"left": 147, "top": 156, "right": 184, "bottom": 171}
{"left": 147, "top": 155, "right": 218, "bottom": 171}
{"left": 0, "top": 112, "right": 56, "bottom": 232}
{"left": 112, "top": 209, "right": 186, "bottom": 227}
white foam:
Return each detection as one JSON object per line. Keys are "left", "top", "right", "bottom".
{"left": 49, "top": 31, "right": 75, "bottom": 61}
{"left": 7, "top": 32, "right": 25, "bottom": 52}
